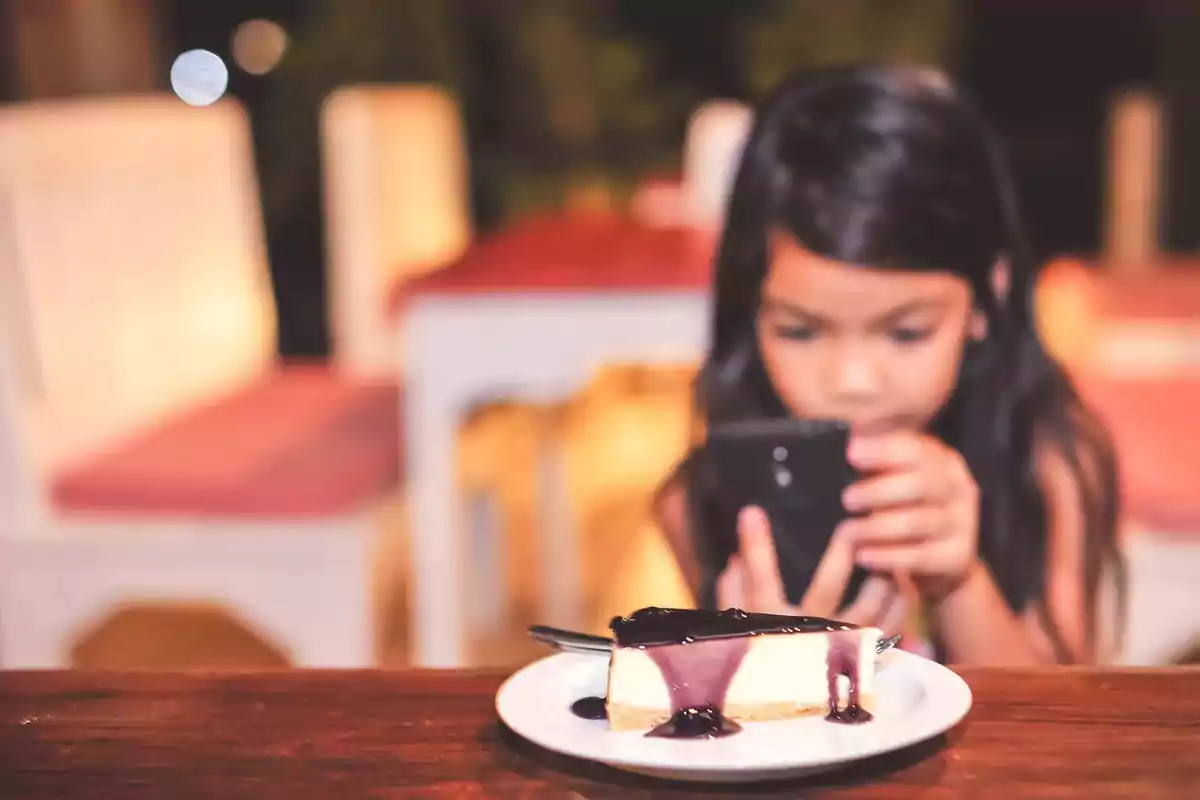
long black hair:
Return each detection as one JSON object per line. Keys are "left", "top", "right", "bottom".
{"left": 684, "top": 64, "right": 1123, "bottom": 663}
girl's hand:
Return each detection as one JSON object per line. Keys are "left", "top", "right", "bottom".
{"left": 715, "top": 506, "right": 909, "bottom": 634}
{"left": 842, "top": 430, "right": 981, "bottom": 601}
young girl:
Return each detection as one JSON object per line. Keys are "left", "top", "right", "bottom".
{"left": 655, "top": 64, "right": 1124, "bottom": 665}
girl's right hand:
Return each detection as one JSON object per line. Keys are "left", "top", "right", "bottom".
{"left": 715, "top": 506, "right": 909, "bottom": 635}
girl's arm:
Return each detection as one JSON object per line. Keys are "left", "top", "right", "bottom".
{"left": 934, "top": 444, "right": 1095, "bottom": 665}
{"left": 1020, "top": 443, "right": 1096, "bottom": 663}
{"left": 931, "top": 560, "right": 1041, "bottom": 664}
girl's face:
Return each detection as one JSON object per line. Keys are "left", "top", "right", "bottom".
{"left": 756, "top": 233, "right": 976, "bottom": 435}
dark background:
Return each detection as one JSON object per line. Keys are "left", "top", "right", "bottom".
{"left": 4, "top": 0, "right": 1195, "bottom": 359}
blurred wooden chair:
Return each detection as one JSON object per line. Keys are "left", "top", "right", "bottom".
{"left": 320, "top": 84, "right": 471, "bottom": 378}
{"left": 543, "top": 363, "right": 697, "bottom": 635}
{"left": 0, "top": 95, "right": 402, "bottom": 668}
{"left": 455, "top": 398, "right": 552, "bottom": 637}
{"left": 1038, "top": 257, "right": 1200, "bottom": 664}
{"left": 682, "top": 100, "right": 752, "bottom": 229}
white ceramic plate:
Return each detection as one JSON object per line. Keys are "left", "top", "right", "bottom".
{"left": 496, "top": 649, "right": 972, "bottom": 783}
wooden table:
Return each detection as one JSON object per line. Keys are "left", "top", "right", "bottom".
{"left": 3, "top": 668, "right": 1198, "bottom": 797}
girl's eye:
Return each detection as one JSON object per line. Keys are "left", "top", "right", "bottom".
{"left": 773, "top": 325, "right": 819, "bottom": 342}
{"left": 889, "top": 327, "right": 933, "bottom": 344}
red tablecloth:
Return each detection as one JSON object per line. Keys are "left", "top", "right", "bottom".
{"left": 388, "top": 214, "right": 715, "bottom": 314}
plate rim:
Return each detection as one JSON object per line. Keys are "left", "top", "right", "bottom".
{"left": 495, "top": 648, "right": 973, "bottom": 776}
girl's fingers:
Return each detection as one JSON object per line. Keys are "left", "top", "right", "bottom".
{"left": 715, "top": 555, "right": 746, "bottom": 609}
{"left": 844, "top": 505, "right": 946, "bottom": 544}
{"left": 799, "top": 521, "right": 858, "bottom": 617}
{"left": 839, "top": 576, "right": 898, "bottom": 627}
{"left": 843, "top": 469, "right": 946, "bottom": 512}
{"left": 854, "top": 536, "right": 964, "bottom": 573}
{"left": 876, "top": 590, "right": 911, "bottom": 636}
{"left": 737, "top": 506, "right": 787, "bottom": 609}
{"left": 847, "top": 430, "right": 926, "bottom": 471}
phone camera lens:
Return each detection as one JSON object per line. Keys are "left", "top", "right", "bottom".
{"left": 773, "top": 464, "right": 792, "bottom": 488}
{"left": 773, "top": 446, "right": 788, "bottom": 462}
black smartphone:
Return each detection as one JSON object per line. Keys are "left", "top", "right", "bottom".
{"left": 707, "top": 418, "right": 869, "bottom": 610}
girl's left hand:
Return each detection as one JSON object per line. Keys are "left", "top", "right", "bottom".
{"left": 841, "top": 431, "right": 980, "bottom": 600}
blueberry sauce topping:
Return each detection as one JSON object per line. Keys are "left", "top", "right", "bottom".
{"left": 649, "top": 705, "right": 741, "bottom": 739}
{"left": 569, "top": 696, "right": 608, "bottom": 720}
{"left": 608, "top": 606, "right": 859, "bottom": 648}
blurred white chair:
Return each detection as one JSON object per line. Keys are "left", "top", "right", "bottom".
{"left": 682, "top": 100, "right": 753, "bottom": 229}
{"left": 0, "top": 95, "right": 402, "bottom": 668}
{"left": 320, "top": 84, "right": 472, "bottom": 378}
{"left": 626, "top": 99, "right": 752, "bottom": 232}
{"left": 323, "top": 85, "right": 565, "bottom": 657}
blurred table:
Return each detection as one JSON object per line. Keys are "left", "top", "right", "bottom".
{"left": 396, "top": 214, "right": 713, "bottom": 667}
{"left": 3, "top": 667, "right": 1198, "bottom": 797}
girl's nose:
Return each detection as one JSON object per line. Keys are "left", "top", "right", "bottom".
{"left": 828, "top": 344, "right": 883, "bottom": 403}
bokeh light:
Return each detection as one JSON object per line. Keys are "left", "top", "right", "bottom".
{"left": 231, "top": 19, "right": 289, "bottom": 76}
{"left": 170, "top": 49, "right": 228, "bottom": 107}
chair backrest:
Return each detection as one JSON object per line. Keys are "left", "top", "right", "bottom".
{"left": 0, "top": 95, "right": 276, "bottom": 477}
{"left": 1037, "top": 258, "right": 1200, "bottom": 379}
{"left": 682, "top": 100, "right": 753, "bottom": 229}
{"left": 321, "top": 84, "right": 472, "bottom": 376}
{"left": 0, "top": 335, "right": 35, "bottom": 529}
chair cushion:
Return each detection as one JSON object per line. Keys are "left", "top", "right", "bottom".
{"left": 1073, "top": 374, "right": 1200, "bottom": 533}
{"left": 52, "top": 365, "right": 401, "bottom": 517}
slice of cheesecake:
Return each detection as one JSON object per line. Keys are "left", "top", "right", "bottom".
{"left": 605, "top": 607, "right": 882, "bottom": 737}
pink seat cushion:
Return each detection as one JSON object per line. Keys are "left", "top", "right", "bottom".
{"left": 52, "top": 365, "right": 401, "bottom": 517}
{"left": 1073, "top": 374, "right": 1200, "bottom": 532}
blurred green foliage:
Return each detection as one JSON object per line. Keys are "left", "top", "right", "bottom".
{"left": 256, "top": 0, "right": 461, "bottom": 221}
{"left": 740, "top": 0, "right": 958, "bottom": 98}
{"left": 261, "top": 0, "right": 959, "bottom": 227}
{"left": 475, "top": 0, "right": 693, "bottom": 219}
